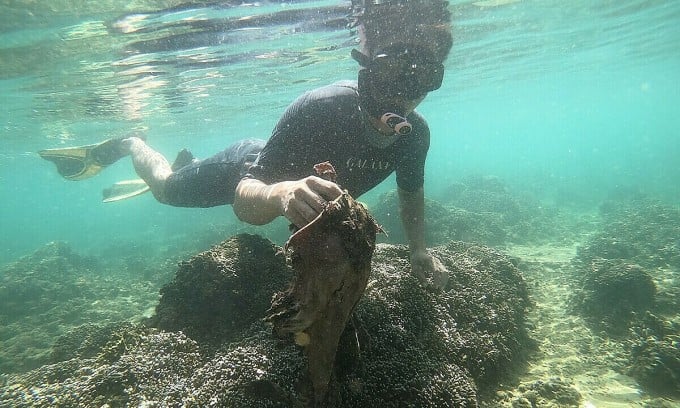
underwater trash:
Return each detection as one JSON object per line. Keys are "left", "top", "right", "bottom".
{"left": 268, "top": 162, "right": 380, "bottom": 405}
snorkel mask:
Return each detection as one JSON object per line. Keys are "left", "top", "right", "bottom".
{"left": 353, "top": 44, "right": 445, "bottom": 135}
{"left": 352, "top": 44, "right": 444, "bottom": 100}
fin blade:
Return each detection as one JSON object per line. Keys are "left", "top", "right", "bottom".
{"left": 39, "top": 139, "right": 125, "bottom": 181}
{"left": 102, "top": 179, "right": 150, "bottom": 203}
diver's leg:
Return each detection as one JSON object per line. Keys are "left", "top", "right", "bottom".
{"left": 121, "top": 137, "right": 173, "bottom": 203}
{"left": 161, "top": 139, "right": 266, "bottom": 208}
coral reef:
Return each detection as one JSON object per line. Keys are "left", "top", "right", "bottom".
{"left": 0, "top": 242, "right": 161, "bottom": 374}
{"left": 371, "top": 189, "right": 508, "bottom": 246}
{"left": 579, "top": 197, "right": 680, "bottom": 269}
{"left": 0, "top": 236, "right": 530, "bottom": 407}
{"left": 570, "top": 195, "right": 680, "bottom": 399}
{"left": 441, "top": 175, "right": 563, "bottom": 245}
{"left": 338, "top": 241, "right": 530, "bottom": 405}
{"left": 148, "top": 234, "right": 290, "bottom": 345}
{"left": 628, "top": 313, "right": 680, "bottom": 398}
{"left": 371, "top": 176, "right": 562, "bottom": 248}
{"left": 570, "top": 258, "right": 656, "bottom": 335}
{"left": 571, "top": 197, "right": 680, "bottom": 335}
{"left": 0, "top": 241, "right": 98, "bottom": 321}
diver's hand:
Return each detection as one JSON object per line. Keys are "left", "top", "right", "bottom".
{"left": 277, "top": 176, "right": 343, "bottom": 228}
{"left": 410, "top": 249, "right": 449, "bottom": 291}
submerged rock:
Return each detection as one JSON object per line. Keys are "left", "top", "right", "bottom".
{"left": 148, "top": 234, "right": 291, "bottom": 344}
{"left": 0, "top": 235, "right": 530, "bottom": 407}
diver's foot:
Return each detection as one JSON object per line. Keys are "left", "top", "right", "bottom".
{"left": 91, "top": 138, "right": 131, "bottom": 166}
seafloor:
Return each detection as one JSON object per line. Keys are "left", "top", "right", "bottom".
{"left": 1, "top": 177, "right": 679, "bottom": 407}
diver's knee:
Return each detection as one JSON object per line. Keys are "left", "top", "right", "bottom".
{"left": 121, "top": 136, "right": 147, "bottom": 154}
{"left": 147, "top": 179, "right": 170, "bottom": 205}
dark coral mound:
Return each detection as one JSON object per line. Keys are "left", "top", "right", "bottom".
{"left": 371, "top": 176, "right": 561, "bottom": 248}
{"left": 148, "top": 233, "right": 291, "bottom": 344}
{"left": 628, "top": 313, "right": 680, "bottom": 398}
{"left": 339, "top": 242, "right": 530, "bottom": 406}
{"left": 0, "top": 235, "right": 530, "bottom": 407}
{"left": 571, "top": 197, "right": 680, "bottom": 335}
{"left": 570, "top": 196, "right": 680, "bottom": 397}
{"left": 579, "top": 196, "right": 680, "bottom": 269}
{"left": 570, "top": 258, "right": 656, "bottom": 335}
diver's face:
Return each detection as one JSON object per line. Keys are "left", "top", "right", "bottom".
{"left": 353, "top": 43, "right": 445, "bottom": 102}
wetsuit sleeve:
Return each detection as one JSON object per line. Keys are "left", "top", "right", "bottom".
{"left": 395, "top": 115, "right": 430, "bottom": 192}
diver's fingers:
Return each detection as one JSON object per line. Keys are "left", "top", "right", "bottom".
{"left": 281, "top": 176, "right": 344, "bottom": 227}
{"left": 281, "top": 180, "right": 323, "bottom": 227}
{"left": 306, "top": 176, "right": 343, "bottom": 201}
{"left": 287, "top": 201, "right": 320, "bottom": 228}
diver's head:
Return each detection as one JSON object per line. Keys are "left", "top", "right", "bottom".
{"left": 353, "top": 43, "right": 444, "bottom": 101}
{"left": 351, "top": 0, "right": 453, "bottom": 65}
{"left": 350, "top": 0, "right": 452, "bottom": 134}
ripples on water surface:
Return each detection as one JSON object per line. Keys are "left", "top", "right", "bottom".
{"left": 2, "top": 0, "right": 678, "bottom": 146}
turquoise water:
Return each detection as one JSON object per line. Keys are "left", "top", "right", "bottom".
{"left": 1, "top": 0, "right": 679, "bottom": 264}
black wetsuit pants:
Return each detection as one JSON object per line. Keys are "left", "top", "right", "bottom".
{"left": 164, "top": 138, "right": 266, "bottom": 207}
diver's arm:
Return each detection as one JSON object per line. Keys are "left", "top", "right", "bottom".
{"left": 398, "top": 186, "right": 449, "bottom": 289}
{"left": 233, "top": 176, "right": 343, "bottom": 227}
{"left": 398, "top": 186, "right": 427, "bottom": 254}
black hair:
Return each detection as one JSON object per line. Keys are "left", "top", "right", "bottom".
{"left": 350, "top": 0, "right": 453, "bottom": 62}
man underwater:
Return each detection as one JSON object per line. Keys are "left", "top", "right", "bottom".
{"left": 40, "top": 0, "right": 453, "bottom": 287}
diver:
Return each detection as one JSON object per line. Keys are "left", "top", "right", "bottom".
{"left": 40, "top": 0, "right": 453, "bottom": 288}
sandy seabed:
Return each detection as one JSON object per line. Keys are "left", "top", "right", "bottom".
{"left": 491, "top": 243, "right": 679, "bottom": 408}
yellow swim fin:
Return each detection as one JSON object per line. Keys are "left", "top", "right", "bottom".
{"left": 39, "top": 138, "right": 127, "bottom": 181}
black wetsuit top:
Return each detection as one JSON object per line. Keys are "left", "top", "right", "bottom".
{"left": 164, "top": 81, "right": 429, "bottom": 207}
{"left": 248, "top": 80, "right": 430, "bottom": 197}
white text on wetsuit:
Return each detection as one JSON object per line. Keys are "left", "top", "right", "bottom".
{"left": 346, "top": 157, "right": 391, "bottom": 171}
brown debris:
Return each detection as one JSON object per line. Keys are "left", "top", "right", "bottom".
{"left": 267, "top": 184, "right": 380, "bottom": 406}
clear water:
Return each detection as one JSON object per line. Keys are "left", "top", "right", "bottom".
{"left": 1, "top": 0, "right": 679, "bottom": 265}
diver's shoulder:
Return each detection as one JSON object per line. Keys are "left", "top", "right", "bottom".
{"left": 302, "top": 80, "right": 358, "bottom": 101}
